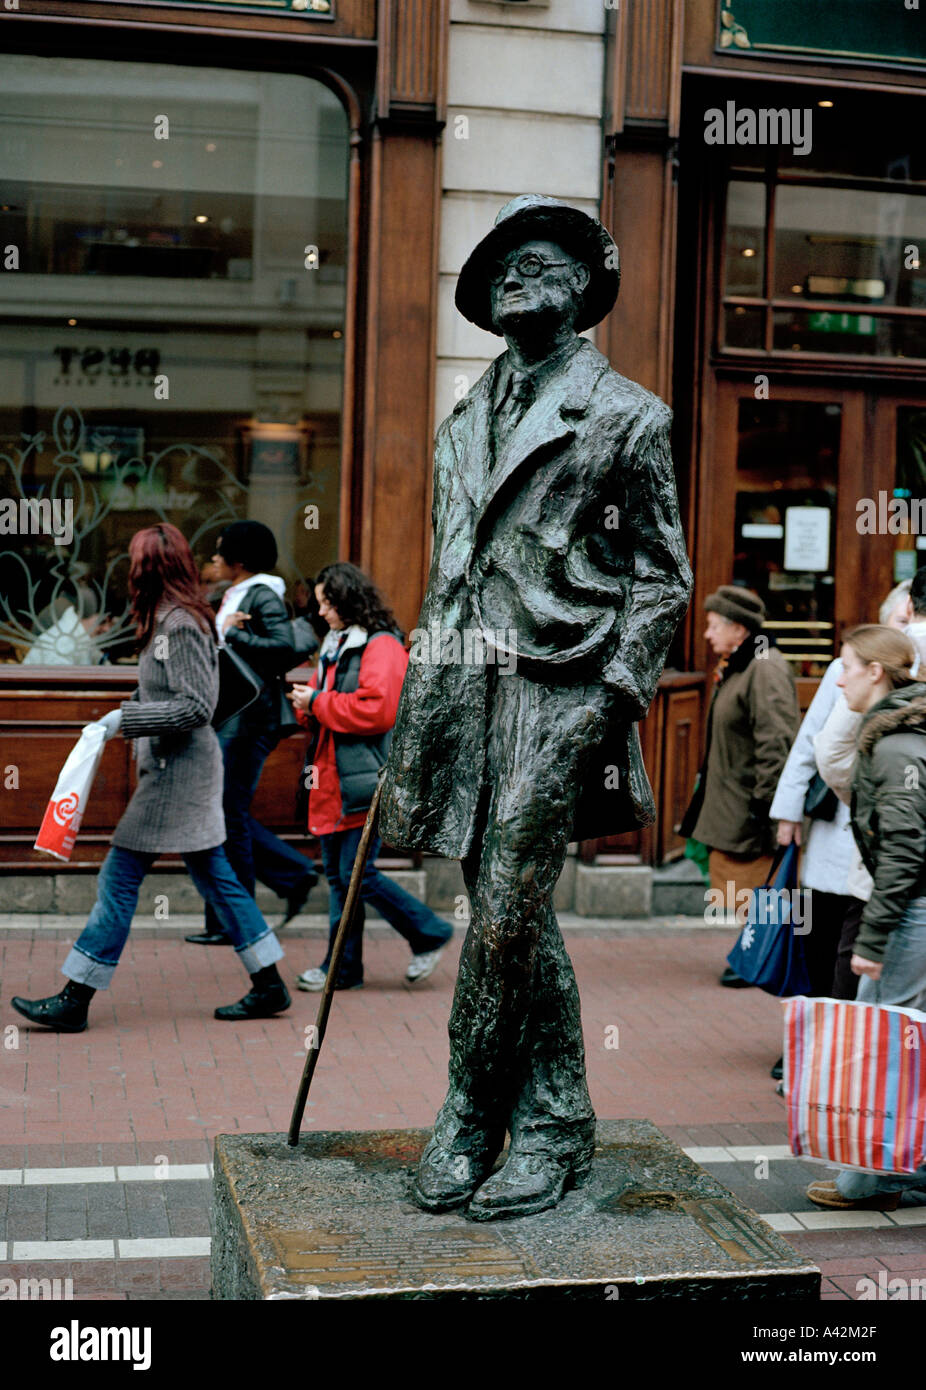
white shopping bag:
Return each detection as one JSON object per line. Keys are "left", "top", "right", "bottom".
{"left": 34, "top": 722, "right": 108, "bottom": 862}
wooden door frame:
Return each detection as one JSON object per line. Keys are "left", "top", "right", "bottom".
{"left": 694, "top": 374, "right": 866, "bottom": 678}
{"left": 868, "top": 389, "right": 926, "bottom": 611}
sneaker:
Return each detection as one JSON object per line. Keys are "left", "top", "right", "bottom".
{"left": 296, "top": 967, "right": 327, "bottom": 992}
{"left": 805, "top": 1180, "right": 901, "bottom": 1212}
{"left": 296, "top": 967, "right": 363, "bottom": 992}
{"left": 406, "top": 947, "right": 445, "bottom": 983}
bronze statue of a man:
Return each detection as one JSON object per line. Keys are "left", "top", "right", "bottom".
{"left": 379, "top": 195, "right": 692, "bottom": 1220}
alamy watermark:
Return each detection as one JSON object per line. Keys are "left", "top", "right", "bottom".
{"left": 857, "top": 1271, "right": 926, "bottom": 1300}
{"left": 856, "top": 491, "right": 926, "bottom": 535}
{"left": 50, "top": 1320, "right": 151, "bottom": 1370}
{"left": 0, "top": 1276, "right": 73, "bottom": 1299}
{"left": 704, "top": 101, "right": 812, "bottom": 157}
{"left": 409, "top": 623, "right": 518, "bottom": 675}
{"left": 0, "top": 496, "right": 73, "bottom": 546}
{"left": 704, "top": 882, "right": 812, "bottom": 933}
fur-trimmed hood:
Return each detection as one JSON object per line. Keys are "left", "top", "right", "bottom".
{"left": 857, "top": 682, "right": 926, "bottom": 754}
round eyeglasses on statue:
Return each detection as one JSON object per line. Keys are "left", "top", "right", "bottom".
{"left": 488, "top": 253, "right": 570, "bottom": 286}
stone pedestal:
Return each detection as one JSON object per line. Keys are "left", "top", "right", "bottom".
{"left": 211, "top": 1120, "right": 819, "bottom": 1301}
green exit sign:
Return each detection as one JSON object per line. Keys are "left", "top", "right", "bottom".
{"left": 807, "top": 312, "right": 877, "bottom": 336}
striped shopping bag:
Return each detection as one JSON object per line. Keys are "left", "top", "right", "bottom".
{"left": 783, "top": 997, "right": 926, "bottom": 1174}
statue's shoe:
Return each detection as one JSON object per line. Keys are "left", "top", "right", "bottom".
{"left": 466, "top": 1150, "right": 593, "bottom": 1222}
{"left": 412, "top": 1132, "right": 504, "bottom": 1213}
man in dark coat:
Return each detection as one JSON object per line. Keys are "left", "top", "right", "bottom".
{"left": 379, "top": 194, "right": 692, "bottom": 1219}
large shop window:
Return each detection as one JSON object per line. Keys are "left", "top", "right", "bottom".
{"left": 0, "top": 56, "right": 348, "bottom": 666}
{"left": 721, "top": 176, "right": 926, "bottom": 361}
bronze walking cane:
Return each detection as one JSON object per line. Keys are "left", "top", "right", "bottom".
{"left": 288, "top": 776, "right": 384, "bottom": 1145}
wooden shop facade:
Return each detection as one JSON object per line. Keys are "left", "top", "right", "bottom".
{"left": 1, "top": 0, "right": 926, "bottom": 874}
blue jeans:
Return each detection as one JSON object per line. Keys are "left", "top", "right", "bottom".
{"left": 204, "top": 726, "right": 317, "bottom": 934}
{"left": 835, "top": 897, "right": 926, "bottom": 1198}
{"left": 319, "top": 829, "right": 452, "bottom": 986}
{"left": 63, "top": 845, "right": 283, "bottom": 990}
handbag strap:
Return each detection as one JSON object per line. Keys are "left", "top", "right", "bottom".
{"left": 761, "top": 843, "right": 789, "bottom": 888}
{"left": 762, "top": 840, "right": 798, "bottom": 890}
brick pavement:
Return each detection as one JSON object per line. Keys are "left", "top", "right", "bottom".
{"left": 1, "top": 922, "right": 924, "bottom": 1301}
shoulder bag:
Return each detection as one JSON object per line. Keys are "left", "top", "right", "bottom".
{"left": 212, "top": 645, "right": 262, "bottom": 731}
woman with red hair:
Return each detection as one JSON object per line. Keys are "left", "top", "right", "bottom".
{"left": 11, "top": 523, "right": 290, "bottom": 1031}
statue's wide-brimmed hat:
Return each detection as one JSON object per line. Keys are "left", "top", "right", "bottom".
{"left": 455, "top": 194, "right": 620, "bottom": 335}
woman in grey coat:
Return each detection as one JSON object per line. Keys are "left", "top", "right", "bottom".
{"left": 11, "top": 523, "right": 290, "bottom": 1032}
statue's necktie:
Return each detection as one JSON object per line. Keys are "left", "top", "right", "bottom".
{"left": 495, "top": 370, "right": 535, "bottom": 439}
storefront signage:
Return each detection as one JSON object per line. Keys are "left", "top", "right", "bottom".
{"left": 97, "top": 0, "right": 332, "bottom": 16}
{"left": 719, "top": 2, "right": 926, "bottom": 66}
{"left": 54, "top": 347, "right": 161, "bottom": 380}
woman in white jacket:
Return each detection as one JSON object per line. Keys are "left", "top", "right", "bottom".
{"left": 772, "top": 583, "right": 916, "bottom": 1009}
{"left": 810, "top": 689, "right": 871, "bottom": 992}
{"left": 770, "top": 658, "right": 861, "bottom": 1004}
{"left": 805, "top": 583, "right": 925, "bottom": 997}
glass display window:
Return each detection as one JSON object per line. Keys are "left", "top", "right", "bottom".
{"left": 0, "top": 55, "right": 349, "bottom": 666}
{"left": 710, "top": 88, "right": 926, "bottom": 364}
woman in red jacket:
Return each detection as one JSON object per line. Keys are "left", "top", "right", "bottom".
{"left": 289, "top": 563, "right": 452, "bottom": 990}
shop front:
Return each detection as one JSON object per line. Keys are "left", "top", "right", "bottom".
{"left": 0, "top": 0, "right": 447, "bottom": 870}
{"left": 682, "top": 78, "right": 926, "bottom": 689}
{"left": 596, "top": 0, "right": 926, "bottom": 865}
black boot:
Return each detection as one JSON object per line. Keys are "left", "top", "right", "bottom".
{"left": 185, "top": 929, "right": 233, "bottom": 945}
{"left": 11, "top": 980, "right": 95, "bottom": 1033}
{"left": 214, "top": 964, "right": 291, "bottom": 1020}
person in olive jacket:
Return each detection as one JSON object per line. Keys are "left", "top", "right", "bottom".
{"left": 186, "top": 520, "right": 318, "bottom": 946}
{"left": 680, "top": 586, "right": 801, "bottom": 981}
{"left": 806, "top": 623, "right": 926, "bottom": 1211}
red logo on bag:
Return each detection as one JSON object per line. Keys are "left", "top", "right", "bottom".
{"left": 52, "top": 793, "right": 79, "bottom": 827}
{"left": 36, "top": 796, "right": 83, "bottom": 860}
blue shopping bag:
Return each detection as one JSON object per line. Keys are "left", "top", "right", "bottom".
{"left": 725, "top": 842, "right": 812, "bottom": 997}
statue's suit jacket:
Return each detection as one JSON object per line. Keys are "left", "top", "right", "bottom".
{"left": 379, "top": 338, "right": 693, "bottom": 860}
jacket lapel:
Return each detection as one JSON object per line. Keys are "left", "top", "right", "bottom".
{"left": 445, "top": 340, "right": 608, "bottom": 539}
{"left": 475, "top": 340, "right": 608, "bottom": 526}
{"left": 447, "top": 364, "right": 498, "bottom": 509}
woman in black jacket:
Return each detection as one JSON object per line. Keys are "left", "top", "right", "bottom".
{"left": 806, "top": 624, "right": 926, "bottom": 1211}
{"left": 186, "top": 520, "right": 318, "bottom": 946}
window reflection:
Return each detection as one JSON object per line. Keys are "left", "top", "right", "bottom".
{"left": 0, "top": 57, "right": 349, "bottom": 665}
{"left": 720, "top": 175, "right": 926, "bottom": 361}
{"left": 772, "top": 310, "right": 926, "bottom": 358}
{"left": 724, "top": 305, "right": 764, "bottom": 349}
{"left": 724, "top": 180, "right": 766, "bottom": 296}
{"left": 774, "top": 186, "right": 926, "bottom": 308}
